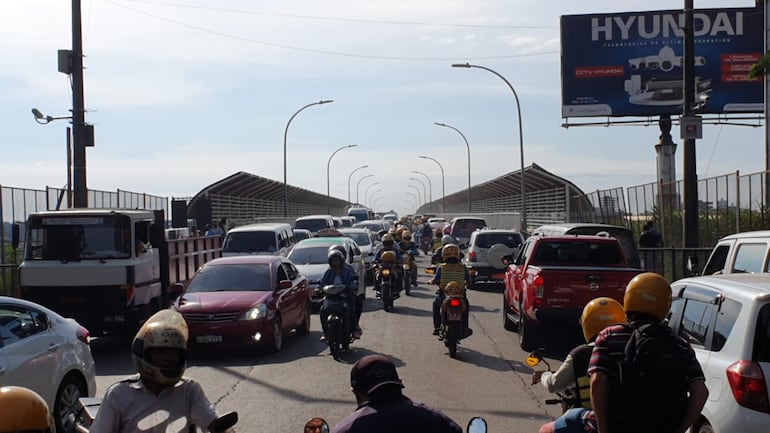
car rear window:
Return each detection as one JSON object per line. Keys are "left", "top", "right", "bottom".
{"left": 187, "top": 264, "right": 272, "bottom": 292}
{"left": 712, "top": 298, "right": 741, "bottom": 352}
{"left": 451, "top": 219, "right": 487, "bottom": 238}
{"left": 732, "top": 243, "right": 768, "bottom": 273}
{"left": 532, "top": 241, "right": 623, "bottom": 265}
{"left": 754, "top": 303, "right": 770, "bottom": 363}
{"left": 288, "top": 246, "right": 330, "bottom": 265}
{"left": 475, "top": 233, "right": 522, "bottom": 249}
{"left": 295, "top": 219, "right": 331, "bottom": 233}
{"left": 223, "top": 231, "right": 276, "bottom": 253}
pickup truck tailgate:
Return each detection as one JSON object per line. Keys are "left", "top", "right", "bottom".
{"left": 531, "top": 266, "right": 639, "bottom": 308}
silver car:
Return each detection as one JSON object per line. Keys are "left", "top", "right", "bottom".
{"left": 463, "top": 228, "right": 524, "bottom": 283}
{"left": 339, "top": 227, "right": 382, "bottom": 283}
{"left": 288, "top": 237, "right": 366, "bottom": 307}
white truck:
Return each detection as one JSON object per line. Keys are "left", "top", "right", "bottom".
{"left": 15, "top": 208, "right": 221, "bottom": 335}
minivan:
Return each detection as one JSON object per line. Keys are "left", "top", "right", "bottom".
{"left": 702, "top": 230, "right": 770, "bottom": 276}
{"left": 222, "top": 223, "right": 295, "bottom": 257}
{"left": 532, "top": 223, "right": 640, "bottom": 269}
{"left": 294, "top": 215, "right": 335, "bottom": 234}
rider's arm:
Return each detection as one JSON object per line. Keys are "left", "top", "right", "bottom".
{"left": 539, "top": 354, "right": 576, "bottom": 393}
{"left": 89, "top": 385, "right": 121, "bottom": 433}
{"left": 591, "top": 371, "right": 611, "bottom": 433}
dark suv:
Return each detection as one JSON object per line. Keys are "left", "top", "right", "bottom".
{"left": 449, "top": 217, "right": 488, "bottom": 248}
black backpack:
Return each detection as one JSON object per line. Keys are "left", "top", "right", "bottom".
{"left": 608, "top": 322, "right": 691, "bottom": 433}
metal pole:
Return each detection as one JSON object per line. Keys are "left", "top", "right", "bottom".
{"left": 66, "top": 126, "right": 72, "bottom": 208}
{"left": 451, "top": 63, "right": 527, "bottom": 230}
{"left": 71, "top": 0, "right": 87, "bottom": 208}
{"left": 406, "top": 192, "right": 419, "bottom": 211}
{"left": 420, "top": 155, "right": 445, "bottom": 213}
{"left": 356, "top": 174, "right": 374, "bottom": 204}
{"left": 364, "top": 182, "right": 380, "bottom": 207}
{"left": 410, "top": 177, "right": 427, "bottom": 210}
{"left": 408, "top": 185, "right": 422, "bottom": 209}
{"left": 347, "top": 165, "right": 368, "bottom": 204}
{"left": 369, "top": 190, "right": 383, "bottom": 208}
{"left": 413, "top": 170, "right": 432, "bottom": 213}
{"left": 283, "top": 99, "right": 333, "bottom": 217}
{"left": 327, "top": 144, "right": 357, "bottom": 214}
{"left": 434, "top": 122, "right": 471, "bottom": 212}
{"left": 682, "top": 0, "right": 698, "bottom": 247}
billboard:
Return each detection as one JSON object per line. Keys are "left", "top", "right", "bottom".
{"left": 561, "top": 7, "right": 763, "bottom": 118}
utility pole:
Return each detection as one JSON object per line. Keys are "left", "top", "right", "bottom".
{"left": 71, "top": 0, "right": 91, "bottom": 208}
{"left": 682, "top": 0, "right": 699, "bottom": 247}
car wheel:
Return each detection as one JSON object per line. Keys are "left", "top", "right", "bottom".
{"left": 695, "top": 420, "right": 714, "bottom": 433}
{"left": 518, "top": 306, "right": 538, "bottom": 352}
{"left": 54, "top": 373, "right": 87, "bottom": 433}
{"left": 269, "top": 314, "right": 283, "bottom": 352}
{"left": 503, "top": 297, "right": 517, "bottom": 331}
{"left": 296, "top": 302, "right": 311, "bottom": 335}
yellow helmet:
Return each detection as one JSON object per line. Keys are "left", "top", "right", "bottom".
{"left": 623, "top": 272, "right": 672, "bottom": 320}
{"left": 131, "top": 309, "right": 189, "bottom": 387}
{"left": 402, "top": 230, "right": 412, "bottom": 241}
{"left": 442, "top": 244, "right": 460, "bottom": 260}
{"left": 381, "top": 251, "right": 396, "bottom": 263}
{"left": 0, "top": 386, "right": 54, "bottom": 433}
{"left": 581, "top": 297, "right": 626, "bottom": 342}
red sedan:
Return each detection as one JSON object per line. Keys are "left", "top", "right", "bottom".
{"left": 173, "top": 256, "right": 311, "bottom": 352}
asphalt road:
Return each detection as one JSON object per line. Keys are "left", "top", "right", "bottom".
{"left": 90, "top": 254, "right": 584, "bottom": 433}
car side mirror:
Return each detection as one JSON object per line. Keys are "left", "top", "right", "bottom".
{"left": 168, "top": 283, "right": 185, "bottom": 300}
{"left": 278, "top": 280, "right": 293, "bottom": 289}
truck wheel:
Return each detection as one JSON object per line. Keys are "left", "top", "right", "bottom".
{"left": 503, "top": 298, "right": 517, "bottom": 331}
{"left": 518, "top": 310, "right": 538, "bottom": 352}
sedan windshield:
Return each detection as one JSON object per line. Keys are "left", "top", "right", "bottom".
{"left": 186, "top": 264, "right": 272, "bottom": 292}
{"left": 288, "top": 246, "right": 329, "bottom": 265}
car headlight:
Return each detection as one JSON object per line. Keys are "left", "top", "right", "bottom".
{"left": 240, "top": 304, "right": 267, "bottom": 321}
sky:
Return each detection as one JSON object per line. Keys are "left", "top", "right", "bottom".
{"left": 0, "top": 0, "right": 764, "bottom": 216}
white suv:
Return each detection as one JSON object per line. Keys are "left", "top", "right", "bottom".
{"left": 669, "top": 274, "right": 770, "bottom": 433}
{"left": 463, "top": 228, "right": 524, "bottom": 283}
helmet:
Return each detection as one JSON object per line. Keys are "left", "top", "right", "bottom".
{"left": 328, "top": 244, "right": 347, "bottom": 261}
{"left": 382, "top": 233, "right": 395, "bottom": 244}
{"left": 442, "top": 243, "right": 460, "bottom": 260}
{"left": 441, "top": 235, "right": 454, "bottom": 246}
{"left": 580, "top": 297, "right": 626, "bottom": 342}
{"left": 402, "top": 230, "right": 412, "bottom": 241}
{"left": 0, "top": 386, "right": 54, "bottom": 433}
{"left": 328, "top": 248, "right": 345, "bottom": 265}
{"left": 381, "top": 251, "right": 396, "bottom": 263}
{"left": 131, "top": 309, "right": 188, "bottom": 387}
{"left": 623, "top": 272, "right": 672, "bottom": 320}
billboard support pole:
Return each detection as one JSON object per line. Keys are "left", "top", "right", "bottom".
{"left": 765, "top": 0, "right": 769, "bottom": 207}
{"left": 683, "top": 0, "right": 699, "bottom": 248}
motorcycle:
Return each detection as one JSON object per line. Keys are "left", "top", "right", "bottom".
{"left": 321, "top": 284, "right": 356, "bottom": 360}
{"left": 439, "top": 283, "right": 469, "bottom": 358}
{"left": 420, "top": 236, "right": 432, "bottom": 255}
{"left": 526, "top": 350, "right": 581, "bottom": 412}
{"left": 73, "top": 397, "right": 238, "bottom": 433}
{"left": 402, "top": 249, "right": 418, "bottom": 294}
{"left": 374, "top": 260, "right": 400, "bottom": 312}
{"left": 304, "top": 416, "right": 487, "bottom": 433}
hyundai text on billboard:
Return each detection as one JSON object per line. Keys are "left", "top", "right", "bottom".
{"left": 560, "top": 7, "right": 763, "bottom": 118}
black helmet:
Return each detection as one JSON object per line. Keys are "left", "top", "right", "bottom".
{"left": 328, "top": 244, "right": 347, "bottom": 262}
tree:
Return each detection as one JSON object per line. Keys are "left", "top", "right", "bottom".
{"left": 749, "top": 51, "right": 770, "bottom": 79}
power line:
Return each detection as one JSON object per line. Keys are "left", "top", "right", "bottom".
{"left": 117, "top": 0, "right": 554, "bottom": 29}
{"left": 104, "top": 0, "right": 559, "bottom": 61}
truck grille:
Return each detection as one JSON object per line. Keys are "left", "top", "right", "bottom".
{"left": 183, "top": 312, "right": 240, "bottom": 323}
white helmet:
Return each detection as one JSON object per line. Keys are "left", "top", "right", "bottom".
{"left": 441, "top": 235, "right": 455, "bottom": 245}
{"left": 131, "top": 309, "right": 188, "bottom": 387}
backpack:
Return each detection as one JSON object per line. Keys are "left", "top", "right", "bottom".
{"left": 608, "top": 322, "right": 691, "bottom": 433}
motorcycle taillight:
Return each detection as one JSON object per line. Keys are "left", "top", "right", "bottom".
{"left": 448, "top": 298, "right": 463, "bottom": 308}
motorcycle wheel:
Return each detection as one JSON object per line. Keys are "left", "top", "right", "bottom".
{"left": 403, "top": 271, "right": 411, "bottom": 295}
{"left": 445, "top": 324, "right": 459, "bottom": 358}
{"left": 382, "top": 284, "right": 392, "bottom": 312}
{"left": 328, "top": 319, "right": 344, "bottom": 359}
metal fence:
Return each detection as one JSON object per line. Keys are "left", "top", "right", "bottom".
{"left": 571, "top": 170, "right": 770, "bottom": 248}
{"left": 0, "top": 185, "right": 168, "bottom": 295}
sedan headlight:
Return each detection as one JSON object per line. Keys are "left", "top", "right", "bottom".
{"left": 240, "top": 304, "right": 267, "bottom": 321}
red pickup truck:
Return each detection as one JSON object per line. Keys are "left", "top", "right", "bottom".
{"left": 503, "top": 234, "right": 641, "bottom": 350}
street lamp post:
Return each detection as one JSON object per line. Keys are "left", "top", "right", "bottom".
{"left": 356, "top": 175, "right": 374, "bottom": 204}
{"left": 347, "top": 165, "right": 368, "bottom": 204}
{"left": 364, "top": 182, "right": 380, "bottom": 207}
{"left": 368, "top": 189, "right": 382, "bottom": 208}
{"left": 372, "top": 197, "right": 384, "bottom": 212}
{"left": 452, "top": 63, "right": 527, "bottom": 231}
{"left": 32, "top": 108, "right": 74, "bottom": 207}
{"left": 408, "top": 185, "right": 422, "bottom": 210}
{"left": 327, "top": 144, "right": 357, "bottom": 213}
{"left": 434, "top": 122, "right": 472, "bottom": 212}
{"left": 409, "top": 177, "right": 427, "bottom": 211}
{"left": 406, "top": 191, "right": 419, "bottom": 211}
{"left": 419, "top": 155, "right": 445, "bottom": 213}
{"left": 283, "top": 99, "right": 333, "bottom": 217}
{"left": 412, "top": 170, "right": 432, "bottom": 213}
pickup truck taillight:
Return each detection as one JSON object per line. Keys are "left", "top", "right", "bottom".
{"left": 469, "top": 251, "right": 477, "bottom": 262}
{"left": 533, "top": 275, "right": 545, "bottom": 306}
{"left": 726, "top": 360, "right": 770, "bottom": 413}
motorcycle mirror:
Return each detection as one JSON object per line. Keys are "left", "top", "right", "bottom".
{"left": 304, "top": 417, "right": 329, "bottom": 433}
{"left": 525, "top": 350, "right": 545, "bottom": 367}
{"left": 211, "top": 411, "right": 238, "bottom": 432}
{"left": 425, "top": 266, "right": 436, "bottom": 275}
{"left": 467, "top": 416, "right": 488, "bottom": 433}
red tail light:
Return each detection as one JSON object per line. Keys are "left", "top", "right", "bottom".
{"left": 533, "top": 275, "right": 545, "bottom": 307}
{"left": 726, "top": 360, "right": 770, "bottom": 413}
{"left": 448, "top": 298, "right": 463, "bottom": 308}
{"left": 469, "top": 251, "right": 477, "bottom": 262}
{"left": 76, "top": 325, "right": 91, "bottom": 345}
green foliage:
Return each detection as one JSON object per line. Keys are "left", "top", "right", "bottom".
{"left": 0, "top": 243, "right": 20, "bottom": 296}
{"left": 749, "top": 51, "right": 770, "bottom": 79}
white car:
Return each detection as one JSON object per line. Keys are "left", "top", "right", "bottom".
{"left": 339, "top": 227, "right": 382, "bottom": 283}
{"left": 669, "top": 275, "right": 770, "bottom": 433}
{"left": 0, "top": 296, "right": 96, "bottom": 433}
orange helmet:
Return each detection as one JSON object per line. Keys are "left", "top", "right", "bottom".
{"left": 381, "top": 251, "right": 397, "bottom": 263}
{"left": 624, "top": 272, "right": 672, "bottom": 320}
{"left": 0, "top": 386, "right": 54, "bottom": 433}
{"left": 402, "top": 230, "right": 412, "bottom": 241}
{"left": 581, "top": 297, "right": 626, "bottom": 342}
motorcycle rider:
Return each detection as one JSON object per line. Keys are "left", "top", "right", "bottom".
{"left": 532, "top": 297, "right": 626, "bottom": 433}
{"left": 373, "top": 233, "right": 404, "bottom": 292}
{"left": 420, "top": 220, "right": 434, "bottom": 253}
{"left": 91, "top": 309, "right": 232, "bottom": 433}
{"left": 0, "top": 386, "right": 55, "bottom": 433}
{"left": 431, "top": 235, "right": 461, "bottom": 265}
{"left": 398, "top": 230, "right": 419, "bottom": 287}
{"left": 319, "top": 246, "right": 362, "bottom": 341}
{"left": 429, "top": 243, "right": 472, "bottom": 338}
{"left": 332, "top": 353, "right": 463, "bottom": 433}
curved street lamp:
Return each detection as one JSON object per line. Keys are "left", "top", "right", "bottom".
{"left": 364, "top": 182, "right": 380, "bottom": 207}
{"left": 347, "top": 165, "right": 368, "bottom": 204}
{"left": 452, "top": 62, "right": 527, "bottom": 230}
{"left": 32, "top": 108, "right": 75, "bottom": 207}
{"left": 407, "top": 185, "right": 422, "bottom": 209}
{"left": 412, "top": 171, "right": 432, "bottom": 213}
{"left": 355, "top": 174, "right": 374, "bottom": 204}
{"left": 327, "top": 144, "right": 357, "bottom": 213}
{"left": 406, "top": 191, "right": 419, "bottom": 211}
{"left": 283, "top": 99, "right": 333, "bottom": 216}
{"left": 434, "top": 122, "right": 472, "bottom": 212}
{"left": 409, "top": 177, "right": 427, "bottom": 210}
{"left": 419, "top": 155, "right": 445, "bottom": 213}
{"left": 367, "top": 189, "right": 382, "bottom": 208}
{"left": 372, "top": 196, "right": 384, "bottom": 211}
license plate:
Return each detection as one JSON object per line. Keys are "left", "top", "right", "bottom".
{"left": 448, "top": 312, "right": 462, "bottom": 321}
{"left": 492, "top": 273, "right": 505, "bottom": 280}
{"left": 196, "top": 335, "right": 223, "bottom": 343}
